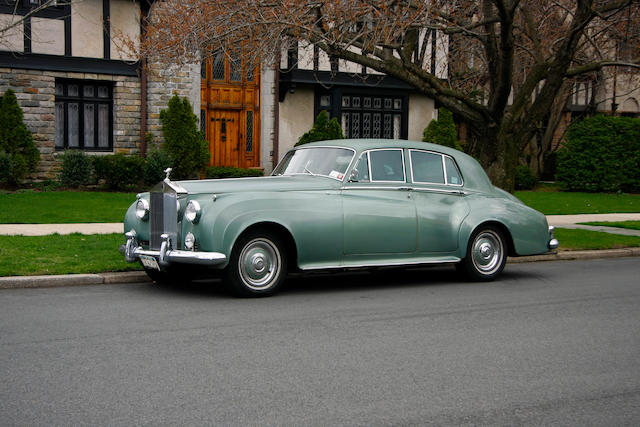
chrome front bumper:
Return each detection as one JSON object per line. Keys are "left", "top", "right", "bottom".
{"left": 120, "top": 230, "right": 226, "bottom": 267}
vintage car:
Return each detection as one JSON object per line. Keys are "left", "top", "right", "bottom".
{"left": 121, "top": 139, "right": 558, "bottom": 296}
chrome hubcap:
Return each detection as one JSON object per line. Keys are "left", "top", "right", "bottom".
{"left": 471, "top": 231, "right": 503, "bottom": 275}
{"left": 238, "top": 238, "right": 280, "bottom": 290}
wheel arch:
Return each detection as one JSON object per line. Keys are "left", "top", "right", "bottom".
{"left": 232, "top": 221, "right": 299, "bottom": 271}
{"left": 466, "top": 220, "right": 516, "bottom": 258}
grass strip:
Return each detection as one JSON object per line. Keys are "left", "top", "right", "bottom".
{"left": 579, "top": 221, "right": 640, "bottom": 231}
{"left": 554, "top": 228, "right": 640, "bottom": 251}
{"left": 0, "top": 191, "right": 136, "bottom": 224}
{"left": 0, "top": 233, "right": 142, "bottom": 277}
{"left": 514, "top": 191, "right": 640, "bottom": 215}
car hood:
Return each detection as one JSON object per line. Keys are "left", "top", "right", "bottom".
{"left": 173, "top": 175, "right": 342, "bottom": 195}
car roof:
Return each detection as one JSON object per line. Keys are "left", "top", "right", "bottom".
{"left": 298, "top": 139, "right": 495, "bottom": 192}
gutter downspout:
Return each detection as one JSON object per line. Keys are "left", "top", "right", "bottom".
{"left": 139, "top": 4, "right": 149, "bottom": 157}
{"left": 272, "top": 55, "right": 280, "bottom": 170}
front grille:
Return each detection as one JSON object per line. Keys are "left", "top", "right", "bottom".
{"left": 150, "top": 192, "right": 164, "bottom": 249}
{"left": 149, "top": 191, "right": 179, "bottom": 250}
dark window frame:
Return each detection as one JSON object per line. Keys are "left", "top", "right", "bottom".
{"left": 55, "top": 78, "right": 114, "bottom": 152}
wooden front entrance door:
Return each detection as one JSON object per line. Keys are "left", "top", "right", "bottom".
{"left": 209, "top": 110, "right": 241, "bottom": 167}
{"left": 201, "top": 51, "right": 260, "bottom": 169}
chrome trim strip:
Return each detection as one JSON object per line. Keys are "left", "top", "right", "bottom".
{"left": 274, "top": 145, "right": 357, "bottom": 182}
{"left": 302, "top": 257, "right": 462, "bottom": 271}
{"left": 367, "top": 148, "right": 407, "bottom": 183}
{"left": 407, "top": 149, "right": 464, "bottom": 187}
{"left": 342, "top": 185, "right": 466, "bottom": 195}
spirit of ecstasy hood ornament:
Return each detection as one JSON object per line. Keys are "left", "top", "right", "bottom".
{"left": 164, "top": 168, "right": 172, "bottom": 181}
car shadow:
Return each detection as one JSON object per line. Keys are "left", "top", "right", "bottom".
{"left": 133, "top": 263, "right": 543, "bottom": 298}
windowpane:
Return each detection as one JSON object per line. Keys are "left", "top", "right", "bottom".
{"left": 84, "top": 104, "right": 95, "bottom": 148}
{"left": 55, "top": 102, "right": 64, "bottom": 148}
{"left": 351, "top": 153, "right": 369, "bottom": 182}
{"left": 393, "top": 114, "right": 401, "bottom": 139}
{"left": 68, "top": 85, "right": 78, "bottom": 97}
{"left": 212, "top": 53, "right": 225, "bottom": 80}
{"left": 351, "top": 113, "right": 360, "bottom": 138}
{"left": 246, "top": 111, "right": 253, "bottom": 152}
{"left": 230, "top": 57, "right": 241, "bottom": 81}
{"left": 411, "top": 151, "right": 444, "bottom": 184}
{"left": 83, "top": 86, "right": 94, "bottom": 98}
{"left": 370, "top": 150, "right": 404, "bottom": 182}
{"left": 342, "top": 113, "right": 350, "bottom": 137}
{"left": 98, "top": 104, "right": 109, "bottom": 148}
{"left": 444, "top": 156, "right": 462, "bottom": 185}
{"left": 97, "top": 86, "right": 109, "bottom": 98}
{"left": 67, "top": 103, "right": 79, "bottom": 147}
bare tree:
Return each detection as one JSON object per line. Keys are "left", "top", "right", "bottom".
{"left": 140, "top": 0, "right": 640, "bottom": 190}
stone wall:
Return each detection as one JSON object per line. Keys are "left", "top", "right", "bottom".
{"left": 0, "top": 67, "right": 140, "bottom": 180}
{"left": 145, "top": 62, "right": 200, "bottom": 150}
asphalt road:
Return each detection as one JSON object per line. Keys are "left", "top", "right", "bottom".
{"left": 1, "top": 258, "right": 639, "bottom": 426}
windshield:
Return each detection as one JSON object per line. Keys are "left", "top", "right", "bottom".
{"left": 272, "top": 147, "right": 355, "bottom": 181}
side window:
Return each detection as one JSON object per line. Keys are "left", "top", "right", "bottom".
{"left": 444, "top": 156, "right": 463, "bottom": 185}
{"left": 370, "top": 149, "right": 405, "bottom": 182}
{"left": 351, "top": 153, "right": 370, "bottom": 182}
{"left": 410, "top": 151, "right": 444, "bottom": 184}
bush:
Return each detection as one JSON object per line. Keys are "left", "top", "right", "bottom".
{"left": 295, "top": 110, "right": 344, "bottom": 146}
{"left": 515, "top": 165, "right": 538, "bottom": 190}
{"left": 0, "top": 151, "right": 10, "bottom": 184}
{"left": 59, "top": 150, "right": 94, "bottom": 188}
{"left": 93, "top": 154, "right": 145, "bottom": 191}
{"left": 205, "top": 166, "right": 264, "bottom": 179}
{"left": 0, "top": 89, "right": 40, "bottom": 184}
{"left": 143, "top": 150, "right": 174, "bottom": 185}
{"left": 557, "top": 115, "right": 640, "bottom": 192}
{"left": 160, "top": 95, "right": 209, "bottom": 180}
{"left": 422, "top": 108, "right": 462, "bottom": 151}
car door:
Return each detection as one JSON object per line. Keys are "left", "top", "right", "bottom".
{"left": 408, "top": 149, "right": 469, "bottom": 253}
{"left": 342, "top": 149, "right": 417, "bottom": 255}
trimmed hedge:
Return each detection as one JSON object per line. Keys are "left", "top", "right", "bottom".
{"left": 205, "top": 166, "right": 264, "bottom": 179}
{"left": 557, "top": 115, "right": 640, "bottom": 192}
{"left": 93, "top": 154, "right": 145, "bottom": 191}
{"left": 59, "top": 150, "right": 94, "bottom": 188}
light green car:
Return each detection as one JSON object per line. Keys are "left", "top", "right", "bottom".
{"left": 122, "top": 139, "right": 557, "bottom": 296}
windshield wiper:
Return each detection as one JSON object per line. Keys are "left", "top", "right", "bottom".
{"left": 303, "top": 161, "right": 318, "bottom": 177}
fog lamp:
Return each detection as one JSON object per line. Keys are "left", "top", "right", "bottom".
{"left": 184, "top": 232, "right": 196, "bottom": 250}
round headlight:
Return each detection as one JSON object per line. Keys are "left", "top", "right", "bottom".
{"left": 135, "top": 198, "right": 149, "bottom": 221}
{"left": 185, "top": 200, "right": 201, "bottom": 224}
{"left": 184, "top": 232, "right": 196, "bottom": 250}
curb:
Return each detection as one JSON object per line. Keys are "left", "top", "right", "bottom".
{"left": 1, "top": 248, "right": 639, "bottom": 290}
{"left": 0, "top": 271, "right": 150, "bottom": 290}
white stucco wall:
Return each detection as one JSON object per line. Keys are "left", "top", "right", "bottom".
{"left": 278, "top": 87, "right": 315, "bottom": 159}
{"left": 72, "top": 0, "right": 103, "bottom": 58}
{"left": 110, "top": 0, "right": 140, "bottom": 61}
{"left": 408, "top": 94, "right": 436, "bottom": 141}
{"left": 31, "top": 18, "right": 65, "bottom": 55}
{"left": 0, "top": 13, "right": 24, "bottom": 52}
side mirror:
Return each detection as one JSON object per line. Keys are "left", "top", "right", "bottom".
{"left": 348, "top": 168, "right": 359, "bottom": 182}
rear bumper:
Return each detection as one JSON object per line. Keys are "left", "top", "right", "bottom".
{"left": 120, "top": 230, "right": 226, "bottom": 267}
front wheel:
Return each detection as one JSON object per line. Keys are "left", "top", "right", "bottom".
{"left": 224, "top": 230, "right": 287, "bottom": 297}
{"left": 458, "top": 226, "right": 507, "bottom": 281}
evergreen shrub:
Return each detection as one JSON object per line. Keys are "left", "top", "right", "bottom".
{"left": 59, "top": 150, "right": 94, "bottom": 188}
{"left": 557, "top": 115, "right": 640, "bottom": 192}
{"left": 143, "top": 150, "right": 174, "bottom": 185}
{"left": 0, "top": 151, "right": 10, "bottom": 184}
{"left": 160, "top": 95, "right": 209, "bottom": 180}
{"left": 295, "top": 110, "right": 344, "bottom": 146}
{"left": 422, "top": 108, "right": 462, "bottom": 151}
{"left": 0, "top": 89, "right": 40, "bottom": 184}
{"left": 205, "top": 166, "right": 264, "bottom": 179}
{"left": 514, "top": 165, "right": 538, "bottom": 190}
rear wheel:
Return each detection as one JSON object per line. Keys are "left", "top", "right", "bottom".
{"left": 224, "top": 229, "right": 287, "bottom": 297}
{"left": 459, "top": 226, "right": 507, "bottom": 281}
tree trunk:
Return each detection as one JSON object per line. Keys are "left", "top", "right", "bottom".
{"left": 470, "top": 126, "right": 518, "bottom": 192}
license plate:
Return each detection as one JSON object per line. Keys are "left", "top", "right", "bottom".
{"left": 140, "top": 255, "right": 160, "bottom": 271}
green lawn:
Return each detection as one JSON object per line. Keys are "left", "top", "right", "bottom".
{"left": 554, "top": 228, "right": 640, "bottom": 251}
{"left": 0, "top": 233, "right": 142, "bottom": 277}
{"left": 514, "top": 191, "right": 640, "bottom": 215}
{"left": 579, "top": 221, "right": 640, "bottom": 231}
{"left": 0, "top": 190, "right": 136, "bottom": 223}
